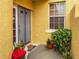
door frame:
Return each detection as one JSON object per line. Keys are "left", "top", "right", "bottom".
{"left": 13, "top": 5, "right": 19, "bottom": 43}
{"left": 13, "top": 5, "right": 31, "bottom": 44}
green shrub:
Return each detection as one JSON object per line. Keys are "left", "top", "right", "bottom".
{"left": 51, "top": 28, "right": 72, "bottom": 59}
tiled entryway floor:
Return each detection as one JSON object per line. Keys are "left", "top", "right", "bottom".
{"left": 27, "top": 45, "right": 63, "bottom": 59}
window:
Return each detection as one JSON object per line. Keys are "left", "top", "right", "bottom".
{"left": 13, "top": 8, "right": 16, "bottom": 43}
{"left": 49, "top": 2, "right": 65, "bottom": 29}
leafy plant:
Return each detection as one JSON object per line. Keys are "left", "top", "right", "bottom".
{"left": 47, "top": 38, "right": 53, "bottom": 45}
{"left": 51, "top": 28, "right": 72, "bottom": 59}
{"left": 14, "top": 41, "right": 25, "bottom": 50}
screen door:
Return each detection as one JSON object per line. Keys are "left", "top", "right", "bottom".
{"left": 18, "top": 6, "right": 31, "bottom": 43}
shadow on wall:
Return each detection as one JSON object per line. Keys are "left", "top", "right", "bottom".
{"left": 70, "top": 5, "right": 75, "bottom": 29}
{"left": 70, "top": 5, "right": 75, "bottom": 59}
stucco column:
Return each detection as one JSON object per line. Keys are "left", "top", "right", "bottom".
{"left": 71, "top": 0, "right": 79, "bottom": 59}
{"left": 0, "top": 0, "right": 13, "bottom": 59}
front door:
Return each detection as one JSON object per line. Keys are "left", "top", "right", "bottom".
{"left": 13, "top": 5, "right": 31, "bottom": 44}
{"left": 18, "top": 6, "right": 31, "bottom": 43}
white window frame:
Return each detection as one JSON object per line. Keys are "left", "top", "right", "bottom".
{"left": 46, "top": 2, "right": 66, "bottom": 33}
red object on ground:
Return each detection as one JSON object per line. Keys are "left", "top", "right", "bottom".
{"left": 12, "top": 49, "right": 26, "bottom": 59}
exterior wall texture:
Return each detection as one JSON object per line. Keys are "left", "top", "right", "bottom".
{"left": 13, "top": 0, "right": 79, "bottom": 59}
{"left": 14, "top": 0, "right": 73, "bottom": 44}
{"left": 14, "top": 0, "right": 33, "bottom": 10}
{"left": 71, "top": 0, "right": 79, "bottom": 59}
{"left": 0, "top": 0, "right": 13, "bottom": 59}
{"left": 32, "top": 0, "right": 71, "bottom": 44}
{"left": 0, "top": 0, "right": 78, "bottom": 59}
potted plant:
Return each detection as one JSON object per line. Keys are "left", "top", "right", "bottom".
{"left": 12, "top": 42, "right": 26, "bottom": 59}
{"left": 14, "top": 42, "right": 25, "bottom": 50}
{"left": 47, "top": 38, "right": 55, "bottom": 49}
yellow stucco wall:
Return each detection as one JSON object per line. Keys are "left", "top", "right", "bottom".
{"left": 75, "top": 0, "right": 79, "bottom": 17}
{"left": 71, "top": 0, "right": 79, "bottom": 59}
{"left": 14, "top": 0, "right": 33, "bottom": 10}
{"left": 13, "top": 0, "right": 72, "bottom": 44}
{"left": 1, "top": 0, "right": 78, "bottom": 59}
{"left": 72, "top": 17, "right": 79, "bottom": 59}
{"left": 32, "top": 0, "right": 71, "bottom": 44}
{"left": 0, "top": 0, "right": 13, "bottom": 59}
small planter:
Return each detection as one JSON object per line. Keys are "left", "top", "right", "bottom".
{"left": 12, "top": 49, "right": 26, "bottom": 59}
{"left": 47, "top": 39, "right": 55, "bottom": 49}
{"left": 47, "top": 44, "right": 53, "bottom": 49}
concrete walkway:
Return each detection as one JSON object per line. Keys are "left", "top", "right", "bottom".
{"left": 27, "top": 45, "right": 63, "bottom": 59}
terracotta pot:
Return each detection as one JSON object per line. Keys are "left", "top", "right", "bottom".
{"left": 47, "top": 44, "right": 53, "bottom": 49}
